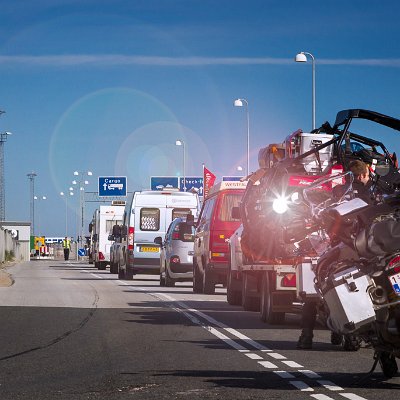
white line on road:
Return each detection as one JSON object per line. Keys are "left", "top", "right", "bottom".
{"left": 289, "top": 380, "right": 314, "bottom": 391}
{"left": 317, "top": 380, "right": 344, "bottom": 391}
{"left": 244, "top": 353, "right": 264, "bottom": 360}
{"left": 310, "top": 395, "right": 336, "bottom": 400}
{"left": 274, "top": 371, "right": 296, "bottom": 379}
{"left": 340, "top": 394, "right": 369, "bottom": 400}
{"left": 267, "top": 352, "right": 287, "bottom": 360}
{"left": 282, "top": 360, "right": 304, "bottom": 368}
{"left": 258, "top": 360, "right": 278, "bottom": 369}
{"left": 299, "top": 370, "right": 322, "bottom": 379}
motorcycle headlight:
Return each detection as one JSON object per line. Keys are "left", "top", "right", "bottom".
{"left": 272, "top": 196, "right": 289, "bottom": 214}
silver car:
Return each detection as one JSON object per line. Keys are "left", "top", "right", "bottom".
{"left": 154, "top": 217, "right": 195, "bottom": 287}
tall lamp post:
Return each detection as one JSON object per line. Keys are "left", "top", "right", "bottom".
{"left": 233, "top": 98, "right": 250, "bottom": 177}
{"left": 175, "top": 140, "right": 186, "bottom": 191}
{"left": 295, "top": 51, "right": 316, "bottom": 130}
{"left": 72, "top": 171, "right": 92, "bottom": 251}
{"left": 0, "top": 131, "right": 12, "bottom": 221}
{"left": 60, "top": 188, "right": 74, "bottom": 237}
{"left": 27, "top": 171, "right": 37, "bottom": 236}
{"left": 33, "top": 195, "right": 47, "bottom": 237}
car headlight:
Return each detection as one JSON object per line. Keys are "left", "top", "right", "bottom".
{"left": 272, "top": 196, "right": 289, "bottom": 214}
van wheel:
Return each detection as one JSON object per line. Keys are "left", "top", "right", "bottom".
{"left": 242, "top": 273, "right": 260, "bottom": 312}
{"left": 260, "top": 271, "right": 284, "bottom": 324}
{"left": 110, "top": 262, "right": 117, "bottom": 274}
{"left": 165, "top": 267, "right": 175, "bottom": 287}
{"left": 193, "top": 260, "right": 203, "bottom": 293}
{"left": 227, "top": 265, "right": 242, "bottom": 305}
{"left": 203, "top": 266, "right": 215, "bottom": 295}
{"left": 125, "top": 268, "right": 134, "bottom": 280}
{"left": 118, "top": 264, "right": 125, "bottom": 279}
{"left": 98, "top": 261, "right": 107, "bottom": 270}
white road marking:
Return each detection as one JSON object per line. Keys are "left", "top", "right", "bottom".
{"left": 340, "top": 394, "right": 369, "bottom": 400}
{"left": 258, "top": 360, "right": 278, "bottom": 369}
{"left": 223, "top": 327, "right": 272, "bottom": 351}
{"left": 274, "top": 371, "right": 295, "bottom": 379}
{"left": 289, "top": 380, "right": 314, "bottom": 391}
{"left": 317, "top": 380, "right": 344, "bottom": 391}
{"left": 244, "top": 353, "right": 263, "bottom": 360}
{"left": 299, "top": 370, "right": 322, "bottom": 379}
{"left": 282, "top": 360, "right": 304, "bottom": 368}
{"left": 268, "top": 352, "right": 287, "bottom": 360}
{"left": 311, "top": 395, "right": 336, "bottom": 400}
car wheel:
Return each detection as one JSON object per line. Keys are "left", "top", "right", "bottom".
{"left": 165, "top": 266, "right": 175, "bottom": 287}
{"left": 242, "top": 272, "right": 260, "bottom": 312}
{"left": 118, "top": 263, "right": 125, "bottom": 279}
{"left": 203, "top": 265, "right": 215, "bottom": 295}
{"left": 98, "top": 261, "right": 107, "bottom": 270}
{"left": 260, "top": 271, "right": 284, "bottom": 324}
{"left": 193, "top": 260, "right": 203, "bottom": 294}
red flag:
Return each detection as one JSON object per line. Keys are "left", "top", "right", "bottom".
{"left": 203, "top": 166, "right": 216, "bottom": 198}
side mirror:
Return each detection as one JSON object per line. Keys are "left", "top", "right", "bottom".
{"left": 231, "top": 206, "right": 240, "bottom": 220}
{"left": 108, "top": 234, "right": 114, "bottom": 241}
{"left": 154, "top": 236, "right": 163, "bottom": 245}
{"left": 88, "top": 223, "right": 93, "bottom": 233}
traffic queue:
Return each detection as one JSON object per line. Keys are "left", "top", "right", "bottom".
{"left": 93, "top": 108, "right": 400, "bottom": 379}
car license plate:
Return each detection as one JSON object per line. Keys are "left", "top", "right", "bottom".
{"left": 140, "top": 246, "right": 159, "bottom": 253}
{"left": 389, "top": 272, "right": 400, "bottom": 296}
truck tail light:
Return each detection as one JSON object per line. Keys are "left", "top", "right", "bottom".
{"left": 99, "top": 252, "right": 105, "bottom": 261}
{"left": 128, "top": 227, "right": 134, "bottom": 250}
{"left": 172, "top": 232, "right": 180, "bottom": 240}
{"left": 170, "top": 256, "right": 180, "bottom": 264}
{"left": 281, "top": 273, "right": 296, "bottom": 287}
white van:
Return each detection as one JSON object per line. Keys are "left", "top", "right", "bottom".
{"left": 92, "top": 203, "right": 124, "bottom": 270}
{"left": 115, "top": 189, "right": 200, "bottom": 280}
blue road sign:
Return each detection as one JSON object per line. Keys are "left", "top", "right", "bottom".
{"left": 98, "top": 176, "right": 127, "bottom": 197}
{"left": 180, "top": 177, "right": 203, "bottom": 196}
{"left": 222, "top": 176, "right": 244, "bottom": 181}
{"left": 150, "top": 176, "right": 179, "bottom": 191}
{"left": 78, "top": 248, "right": 86, "bottom": 256}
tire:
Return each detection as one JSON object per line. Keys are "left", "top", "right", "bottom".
{"left": 193, "top": 260, "right": 203, "bottom": 294}
{"left": 203, "top": 266, "right": 215, "bottom": 295}
{"left": 260, "top": 271, "right": 285, "bottom": 324}
{"left": 95, "top": 261, "right": 100, "bottom": 270}
{"left": 227, "top": 265, "right": 242, "bottom": 306}
{"left": 110, "top": 262, "right": 118, "bottom": 274}
{"left": 160, "top": 270, "right": 166, "bottom": 286}
{"left": 242, "top": 273, "right": 260, "bottom": 312}
{"left": 379, "top": 351, "right": 399, "bottom": 378}
{"left": 165, "top": 266, "right": 175, "bottom": 287}
{"left": 98, "top": 261, "right": 107, "bottom": 270}
{"left": 125, "top": 267, "right": 134, "bottom": 280}
{"left": 118, "top": 263, "right": 125, "bottom": 279}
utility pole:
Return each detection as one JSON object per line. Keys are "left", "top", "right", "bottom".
{"left": 27, "top": 172, "right": 37, "bottom": 235}
{"left": 0, "top": 128, "right": 12, "bottom": 221}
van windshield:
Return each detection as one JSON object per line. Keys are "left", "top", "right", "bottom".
{"left": 218, "top": 193, "right": 242, "bottom": 222}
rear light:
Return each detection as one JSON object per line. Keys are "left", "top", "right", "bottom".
{"left": 99, "top": 252, "right": 105, "bottom": 261}
{"left": 388, "top": 255, "right": 400, "bottom": 272}
{"left": 281, "top": 273, "right": 296, "bottom": 287}
{"left": 211, "top": 252, "right": 226, "bottom": 258}
{"left": 172, "top": 232, "right": 180, "bottom": 240}
{"left": 128, "top": 227, "right": 134, "bottom": 250}
{"left": 330, "top": 164, "right": 344, "bottom": 175}
{"left": 170, "top": 256, "right": 180, "bottom": 264}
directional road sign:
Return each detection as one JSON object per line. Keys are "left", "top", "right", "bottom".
{"left": 180, "top": 177, "right": 203, "bottom": 196}
{"left": 150, "top": 176, "right": 179, "bottom": 191}
{"left": 98, "top": 176, "right": 127, "bottom": 197}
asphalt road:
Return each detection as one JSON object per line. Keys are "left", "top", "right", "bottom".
{"left": 0, "top": 260, "right": 399, "bottom": 400}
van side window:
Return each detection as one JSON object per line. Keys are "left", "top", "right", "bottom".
{"left": 106, "top": 219, "right": 122, "bottom": 233}
{"left": 172, "top": 208, "right": 191, "bottom": 219}
{"left": 140, "top": 208, "right": 160, "bottom": 231}
{"left": 219, "top": 194, "right": 242, "bottom": 221}
{"left": 198, "top": 197, "right": 216, "bottom": 229}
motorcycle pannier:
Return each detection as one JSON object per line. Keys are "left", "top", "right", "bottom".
{"left": 322, "top": 266, "right": 375, "bottom": 333}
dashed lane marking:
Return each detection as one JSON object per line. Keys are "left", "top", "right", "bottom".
{"left": 289, "top": 380, "right": 314, "bottom": 391}
{"left": 317, "top": 380, "right": 344, "bottom": 391}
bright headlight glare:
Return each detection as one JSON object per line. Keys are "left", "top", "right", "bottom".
{"left": 291, "top": 191, "right": 300, "bottom": 204}
{"left": 272, "top": 196, "right": 289, "bottom": 214}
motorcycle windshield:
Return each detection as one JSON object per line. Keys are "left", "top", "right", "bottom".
{"left": 303, "top": 172, "right": 354, "bottom": 217}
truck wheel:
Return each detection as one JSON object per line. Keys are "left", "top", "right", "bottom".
{"left": 193, "top": 260, "right": 203, "bottom": 294}
{"left": 203, "top": 266, "right": 215, "bottom": 295}
{"left": 227, "top": 266, "right": 242, "bottom": 305}
{"left": 242, "top": 273, "right": 260, "bottom": 312}
{"left": 260, "top": 271, "right": 285, "bottom": 324}
{"left": 110, "top": 262, "right": 117, "bottom": 274}
{"left": 95, "top": 261, "right": 100, "bottom": 270}
{"left": 165, "top": 267, "right": 175, "bottom": 287}
{"left": 125, "top": 267, "right": 134, "bottom": 280}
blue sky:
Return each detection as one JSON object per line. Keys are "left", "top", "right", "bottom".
{"left": 2, "top": 0, "right": 400, "bottom": 238}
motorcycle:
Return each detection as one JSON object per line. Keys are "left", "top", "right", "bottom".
{"left": 300, "top": 171, "right": 400, "bottom": 378}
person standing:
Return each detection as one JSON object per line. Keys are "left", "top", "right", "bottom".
{"left": 62, "top": 236, "right": 71, "bottom": 261}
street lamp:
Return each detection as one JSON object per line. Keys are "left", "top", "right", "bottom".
{"left": 295, "top": 51, "right": 316, "bottom": 130}
{"left": 33, "top": 195, "right": 47, "bottom": 237}
{"left": 27, "top": 171, "right": 37, "bottom": 236}
{"left": 60, "top": 189, "right": 74, "bottom": 237}
{"left": 72, "top": 171, "right": 92, "bottom": 251}
{"left": 0, "top": 131, "right": 12, "bottom": 221}
{"left": 234, "top": 98, "right": 250, "bottom": 177}
{"left": 175, "top": 140, "right": 186, "bottom": 191}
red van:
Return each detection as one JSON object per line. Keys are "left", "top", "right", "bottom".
{"left": 193, "top": 181, "right": 247, "bottom": 294}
